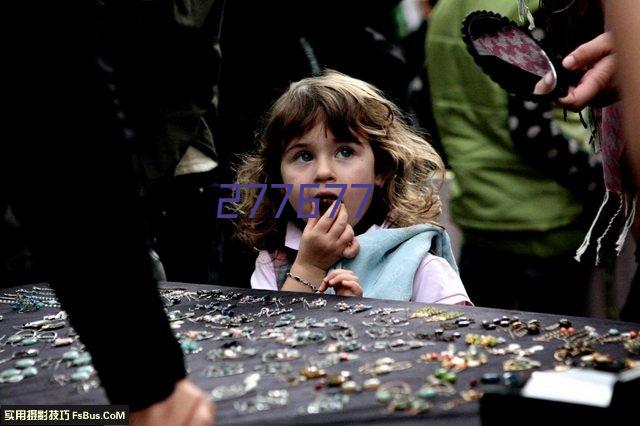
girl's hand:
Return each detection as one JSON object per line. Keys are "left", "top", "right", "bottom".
{"left": 296, "top": 201, "right": 360, "bottom": 271}
{"left": 319, "top": 269, "right": 363, "bottom": 297}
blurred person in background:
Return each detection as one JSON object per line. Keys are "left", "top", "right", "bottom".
{"left": 426, "top": 0, "right": 605, "bottom": 315}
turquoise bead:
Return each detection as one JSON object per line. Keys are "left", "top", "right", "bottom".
{"left": 21, "top": 367, "right": 38, "bottom": 377}
{"left": 70, "top": 370, "right": 91, "bottom": 382}
{"left": 76, "top": 366, "right": 94, "bottom": 375}
{"left": 0, "top": 369, "right": 22, "bottom": 379}
{"left": 7, "top": 335, "right": 23, "bottom": 344}
{"left": 1, "top": 374, "right": 24, "bottom": 384}
{"left": 180, "top": 340, "right": 201, "bottom": 354}
{"left": 418, "top": 387, "right": 437, "bottom": 399}
{"left": 15, "top": 359, "right": 36, "bottom": 369}
{"left": 20, "top": 337, "right": 38, "bottom": 346}
{"left": 62, "top": 350, "right": 79, "bottom": 361}
{"left": 72, "top": 353, "right": 92, "bottom": 366}
{"left": 376, "top": 389, "right": 392, "bottom": 403}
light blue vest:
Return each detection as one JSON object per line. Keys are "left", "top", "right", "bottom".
{"left": 337, "top": 224, "right": 459, "bottom": 301}
{"left": 275, "top": 224, "right": 458, "bottom": 302}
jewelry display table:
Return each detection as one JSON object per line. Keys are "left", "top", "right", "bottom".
{"left": 1, "top": 283, "right": 638, "bottom": 425}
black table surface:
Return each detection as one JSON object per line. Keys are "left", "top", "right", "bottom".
{"left": 1, "top": 282, "right": 638, "bottom": 425}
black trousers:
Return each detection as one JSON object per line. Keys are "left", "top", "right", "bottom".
{"left": 620, "top": 248, "right": 640, "bottom": 323}
{"left": 459, "top": 242, "right": 592, "bottom": 316}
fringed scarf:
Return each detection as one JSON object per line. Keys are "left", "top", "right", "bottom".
{"left": 575, "top": 103, "right": 637, "bottom": 264}
{"left": 515, "top": 1, "right": 633, "bottom": 263}
{"left": 517, "top": 0, "right": 536, "bottom": 30}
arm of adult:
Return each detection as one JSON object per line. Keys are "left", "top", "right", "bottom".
{"left": 131, "top": 379, "right": 215, "bottom": 426}
{"left": 558, "top": 32, "right": 618, "bottom": 111}
{"left": 5, "top": 5, "right": 213, "bottom": 422}
{"left": 606, "top": 1, "right": 640, "bottom": 190}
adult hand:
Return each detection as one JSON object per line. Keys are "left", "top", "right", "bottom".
{"left": 533, "top": 71, "right": 556, "bottom": 95}
{"left": 130, "top": 379, "right": 214, "bottom": 426}
{"left": 319, "top": 269, "right": 363, "bottom": 297}
{"left": 559, "top": 32, "right": 618, "bottom": 111}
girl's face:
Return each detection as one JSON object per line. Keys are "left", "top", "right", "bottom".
{"left": 280, "top": 120, "right": 384, "bottom": 227}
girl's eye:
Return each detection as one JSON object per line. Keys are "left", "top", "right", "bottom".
{"left": 294, "top": 151, "right": 313, "bottom": 162}
{"left": 337, "top": 147, "right": 354, "bottom": 159}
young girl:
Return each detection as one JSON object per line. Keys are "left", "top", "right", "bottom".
{"left": 234, "top": 71, "right": 471, "bottom": 305}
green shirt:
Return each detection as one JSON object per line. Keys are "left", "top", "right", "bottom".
{"left": 427, "top": 0, "right": 589, "bottom": 256}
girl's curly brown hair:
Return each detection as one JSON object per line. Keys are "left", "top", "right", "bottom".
{"left": 233, "top": 70, "right": 445, "bottom": 252}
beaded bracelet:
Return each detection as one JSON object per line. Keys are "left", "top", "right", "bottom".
{"left": 285, "top": 272, "right": 320, "bottom": 293}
